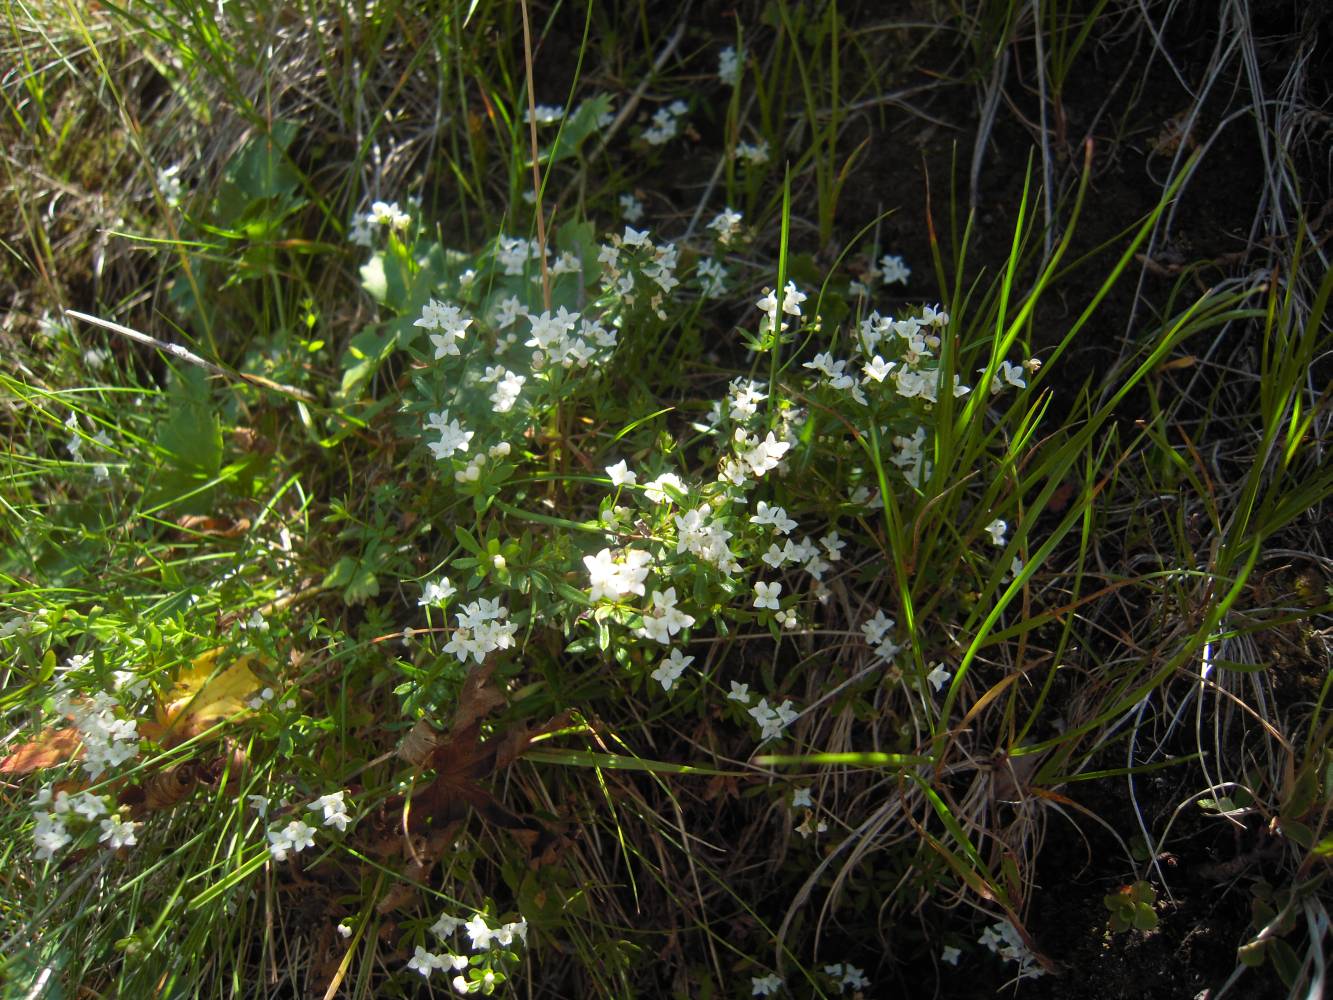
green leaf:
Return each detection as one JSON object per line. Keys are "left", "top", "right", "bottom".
{"left": 1281, "top": 764, "right": 1319, "bottom": 821}
{"left": 454, "top": 525, "right": 482, "bottom": 556}
{"left": 1280, "top": 819, "right": 1314, "bottom": 850}
{"left": 532, "top": 95, "right": 612, "bottom": 167}
{"left": 338, "top": 326, "right": 396, "bottom": 400}
{"left": 359, "top": 254, "right": 388, "bottom": 304}
{"left": 227, "top": 121, "right": 300, "bottom": 200}
{"left": 1132, "top": 902, "right": 1158, "bottom": 931}
{"left": 322, "top": 556, "right": 380, "bottom": 606}
{"left": 157, "top": 367, "right": 222, "bottom": 474}
{"left": 1237, "top": 939, "right": 1267, "bottom": 967}
{"left": 1268, "top": 937, "right": 1300, "bottom": 987}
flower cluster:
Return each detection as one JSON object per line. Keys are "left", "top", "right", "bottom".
{"left": 735, "top": 138, "right": 770, "bottom": 165}
{"left": 157, "top": 163, "right": 185, "bottom": 207}
{"left": 31, "top": 786, "right": 138, "bottom": 860}
{"left": 651, "top": 648, "right": 694, "bottom": 692}
{"left": 524, "top": 307, "right": 617, "bottom": 371}
{"left": 425, "top": 409, "right": 475, "bottom": 461}
{"left": 410, "top": 912, "right": 529, "bottom": 994}
{"left": 718, "top": 45, "right": 744, "bottom": 87}
{"left": 823, "top": 963, "right": 870, "bottom": 993}
{"left": 52, "top": 690, "right": 140, "bottom": 778}
{"left": 443, "top": 597, "right": 518, "bottom": 664}
{"left": 636, "top": 587, "right": 695, "bottom": 643}
{"left": 707, "top": 207, "right": 744, "bottom": 245}
{"left": 417, "top": 298, "right": 473, "bottom": 358}
{"left": 598, "top": 226, "right": 680, "bottom": 315}
{"left": 307, "top": 790, "right": 353, "bottom": 832}
{"left": 978, "top": 919, "right": 1046, "bottom": 979}
{"left": 755, "top": 280, "right": 807, "bottom": 338}
{"left": 584, "top": 546, "right": 652, "bottom": 603}
{"left": 267, "top": 818, "right": 317, "bottom": 860}
{"left": 350, "top": 200, "right": 412, "bottom": 246}
{"left": 619, "top": 192, "right": 644, "bottom": 223}
{"left": 748, "top": 697, "right": 799, "bottom": 742}
{"left": 861, "top": 609, "right": 901, "bottom": 663}
{"left": 642, "top": 100, "right": 688, "bottom": 145}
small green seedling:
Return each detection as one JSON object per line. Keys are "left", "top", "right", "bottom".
{"left": 1103, "top": 880, "right": 1159, "bottom": 933}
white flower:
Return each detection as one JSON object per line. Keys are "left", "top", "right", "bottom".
{"left": 697, "top": 257, "right": 728, "bottom": 297}
{"left": 415, "top": 299, "right": 472, "bottom": 358}
{"left": 718, "top": 45, "right": 742, "bottom": 86}
{"left": 862, "top": 355, "right": 895, "bottom": 383}
{"left": 926, "top": 662, "right": 952, "bottom": 693}
{"left": 619, "top": 192, "right": 644, "bottom": 223}
{"left": 432, "top": 914, "right": 465, "bottom": 939}
{"left": 370, "top": 200, "right": 410, "bottom": 230}
{"left": 425, "top": 411, "right": 474, "bottom": 460}
{"left": 1004, "top": 556, "right": 1025, "bottom": 584}
{"left": 727, "top": 681, "right": 751, "bottom": 704}
{"left": 464, "top": 913, "right": 494, "bottom": 950}
{"left": 780, "top": 281, "right": 806, "bottom": 317}
{"left": 920, "top": 303, "right": 949, "bottom": 327}
{"left": 336, "top": 922, "right": 353, "bottom": 939}
{"left": 753, "top": 581, "right": 782, "bottom": 611}
{"left": 750, "top": 501, "right": 796, "bottom": 534}
{"left": 33, "top": 812, "right": 71, "bottom": 860}
{"left": 985, "top": 518, "right": 1007, "bottom": 546}
{"left": 489, "top": 370, "right": 525, "bottom": 412}
{"left": 99, "top": 814, "right": 140, "bottom": 849}
{"left": 584, "top": 547, "right": 652, "bottom": 603}
{"left": 643, "top": 472, "right": 686, "bottom": 504}
{"left": 637, "top": 588, "right": 695, "bottom": 643}
{"left": 621, "top": 226, "right": 651, "bottom": 248}
{"left": 158, "top": 163, "right": 184, "bottom": 206}
{"left": 308, "top": 791, "right": 352, "bottom": 832}
{"left": 420, "top": 577, "right": 457, "bottom": 607}
{"left": 751, "top": 973, "right": 783, "bottom": 996}
{"left": 707, "top": 208, "right": 743, "bottom": 244}
{"left": 268, "top": 819, "right": 317, "bottom": 860}
{"left": 651, "top": 649, "right": 694, "bottom": 692}
{"left": 941, "top": 945, "right": 961, "bottom": 965}
{"left": 408, "top": 946, "right": 440, "bottom": 976}
{"left": 820, "top": 532, "right": 845, "bottom": 561}
{"left": 606, "top": 460, "right": 637, "bottom": 487}
{"left": 735, "top": 139, "right": 769, "bottom": 165}
{"left": 71, "top": 791, "right": 107, "bottom": 820}
{"left": 791, "top": 787, "right": 813, "bottom": 809}
{"left": 878, "top": 254, "right": 911, "bottom": 285}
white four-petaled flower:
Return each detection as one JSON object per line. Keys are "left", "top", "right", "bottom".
{"left": 753, "top": 581, "right": 782, "bottom": 610}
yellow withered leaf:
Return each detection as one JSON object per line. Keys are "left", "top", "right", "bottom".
{"left": 150, "top": 648, "right": 263, "bottom": 741}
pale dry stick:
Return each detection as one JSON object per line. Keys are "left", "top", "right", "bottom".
{"left": 65, "top": 309, "right": 317, "bottom": 403}
{"left": 1029, "top": 0, "right": 1054, "bottom": 263}
{"left": 969, "top": 46, "right": 1009, "bottom": 215}
{"left": 518, "top": 0, "right": 552, "bottom": 313}
{"left": 683, "top": 85, "right": 759, "bottom": 241}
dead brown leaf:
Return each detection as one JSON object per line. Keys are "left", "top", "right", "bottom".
{"left": 0, "top": 727, "right": 83, "bottom": 775}
{"left": 174, "top": 514, "right": 252, "bottom": 539}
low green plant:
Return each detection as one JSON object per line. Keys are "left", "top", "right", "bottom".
{"left": 1103, "top": 879, "right": 1159, "bottom": 934}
